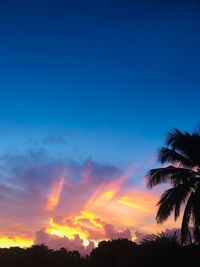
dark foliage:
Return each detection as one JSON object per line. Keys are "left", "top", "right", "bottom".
{"left": 0, "top": 238, "right": 200, "bottom": 267}
{"left": 0, "top": 244, "right": 87, "bottom": 267}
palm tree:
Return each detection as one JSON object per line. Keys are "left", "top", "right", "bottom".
{"left": 146, "top": 128, "right": 200, "bottom": 244}
{"left": 140, "top": 231, "right": 180, "bottom": 247}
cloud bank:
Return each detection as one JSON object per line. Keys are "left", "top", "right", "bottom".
{"left": 35, "top": 228, "right": 95, "bottom": 256}
{"left": 0, "top": 148, "right": 181, "bottom": 253}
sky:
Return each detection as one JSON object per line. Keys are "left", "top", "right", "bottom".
{"left": 0, "top": 0, "right": 200, "bottom": 255}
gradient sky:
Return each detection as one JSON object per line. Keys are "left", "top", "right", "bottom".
{"left": 0, "top": 0, "right": 200, "bottom": 254}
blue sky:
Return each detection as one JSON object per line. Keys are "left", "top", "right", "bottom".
{"left": 0, "top": 0, "right": 200, "bottom": 168}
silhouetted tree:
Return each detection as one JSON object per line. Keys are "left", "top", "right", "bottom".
{"left": 0, "top": 240, "right": 200, "bottom": 267}
{"left": 146, "top": 128, "right": 200, "bottom": 244}
{"left": 25, "top": 244, "right": 52, "bottom": 267}
{"left": 138, "top": 232, "right": 182, "bottom": 267}
{"left": 0, "top": 244, "right": 86, "bottom": 267}
{"left": 89, "top": 239, "right": 137, "bottom": 267}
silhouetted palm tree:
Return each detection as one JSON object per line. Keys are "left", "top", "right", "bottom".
{"left": 141, "top": 231, "right": 180, "bottom": 247}
{"left": 146, "top": 128, "right": 200, "bottom": 244}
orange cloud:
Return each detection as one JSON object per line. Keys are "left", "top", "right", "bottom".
{"left": 46, "top": 176, "right": 65, "bottom": 211}
{"left": 43, "top": 164, "right": 180, "bottom": 244}
{"left": 0, "top": 236, "right": 33, "bottom": 248}
{"left": 46, "top": 218, "right": 87, "bottom": 240}
{"left": 0, "top": 156, "right": 182, "bottom": 252}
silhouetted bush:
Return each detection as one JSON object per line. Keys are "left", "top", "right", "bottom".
{"left": 0, "top": 237, "right": 200, "bottom": 267}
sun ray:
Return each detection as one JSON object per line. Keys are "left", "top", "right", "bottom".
{"left": 46, "top": 176, "right": 65, "bottom": 211}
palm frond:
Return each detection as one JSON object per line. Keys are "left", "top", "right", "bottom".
{"left": 158, "top": 147, "right": 196, "bottom": 169}
{"left": 156, "top": 183, "right": 193, "bottom": 223}
{"left": 166, "top": 129, "right": 190, "bottom": 147}
{"left": 141, "top": 231, "right": 180, "bottom": 246}
{"left": 170, "top": 171, "right": 198, "bottom": 187}
{"left": 146, "top": 166, "right": 195, "bottom": 189}
{"left": 166, "top": 129, "right": 200, "bottom": 168}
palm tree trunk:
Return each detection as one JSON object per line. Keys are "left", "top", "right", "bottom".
{"left": 188, "top": 228, "right": 192, "bottom": 245}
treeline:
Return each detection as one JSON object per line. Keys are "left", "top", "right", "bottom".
{"left": 0, "top": 237, "right": 200, "bottom": 267}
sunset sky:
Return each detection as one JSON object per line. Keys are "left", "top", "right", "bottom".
{"left": 0, "top": 0, "right": 200, "bottom": 254}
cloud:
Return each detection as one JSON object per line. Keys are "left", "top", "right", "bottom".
{"left": 35, "top": 228, "right": 95, "bottom": 256}
{"left": 29, "top": 135, "right": 67, "bottom": 146}
{"left": 34, "top": 217, "right": 132, "bottom": 255}
{"left": 41, "top": 135, "right": 67, "bottom": 146}
{"left": 0, "top": 148, "right": 182, "bottom": 251}
{"left": 103, "top": 223, "right": 132, "bottom": 240}
{"left": 134, "top": 231, "right": 150, "bottom": 243}
{"left": 45, "top": 215, "right": 133, "bottom": 243}
{"left": 0, "top": 150, "right": 125, "bottom": 241}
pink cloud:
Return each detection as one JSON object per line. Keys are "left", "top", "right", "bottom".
{"left": 0, "top": 149, "right": 182, "bottom": 250}
{"left": 134, "top": 231, "right": 150, "bottom": 243}
{"left": 35, "top": 228, "right": 95, "bottom": 256}
{"left": 103, "top": 224, "right": 132, "bottom": 240}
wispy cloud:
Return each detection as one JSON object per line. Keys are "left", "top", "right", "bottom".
{"left": 29, "top": 135, "right": 67, "bottom": 146}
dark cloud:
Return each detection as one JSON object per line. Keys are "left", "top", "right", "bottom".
{"left": 0, "top": 150, "right": 121, "bottom": 193}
